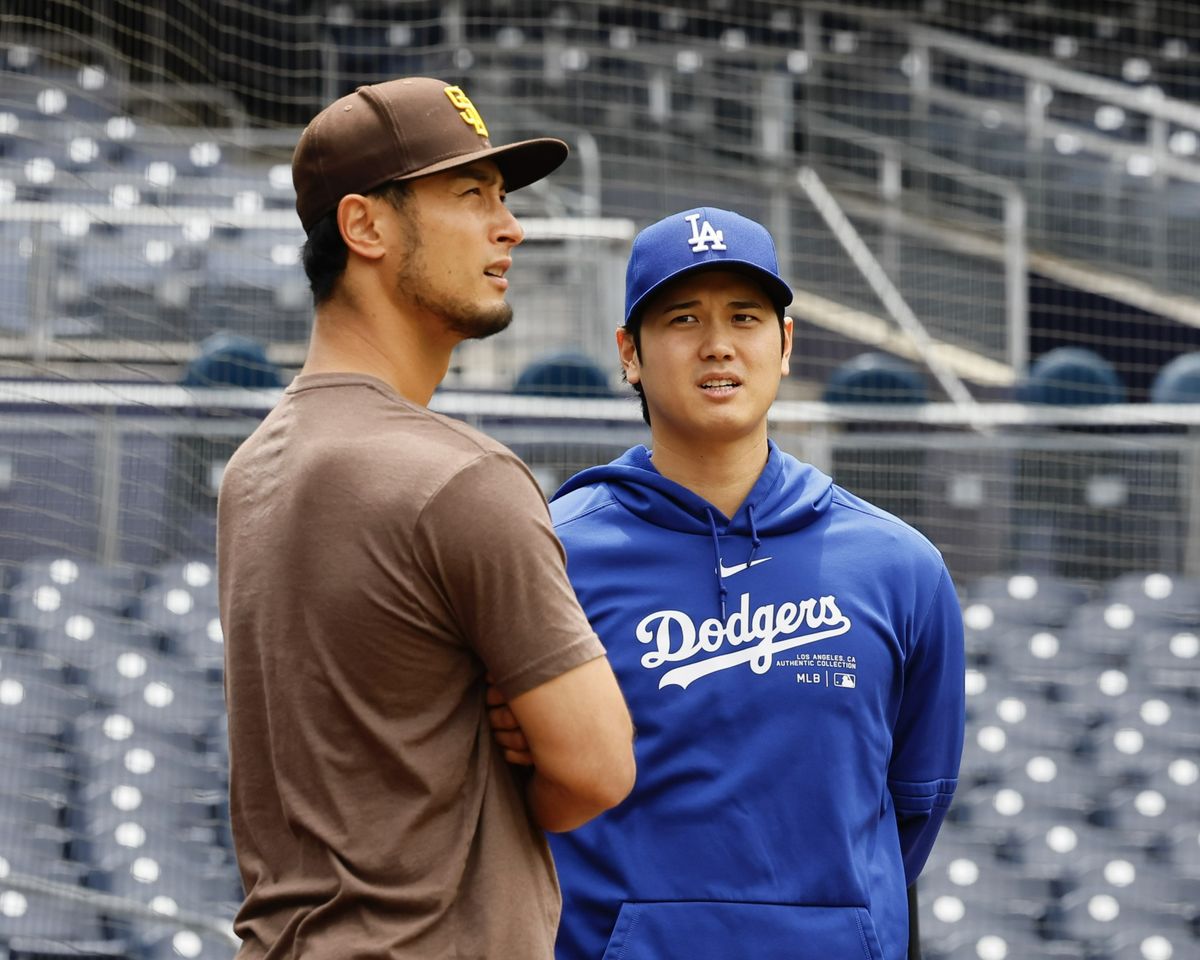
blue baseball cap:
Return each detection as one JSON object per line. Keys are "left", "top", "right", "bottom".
{"left": 624, "top": 207, "right": 793, "bottom": 324}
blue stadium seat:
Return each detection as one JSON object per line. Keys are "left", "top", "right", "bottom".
{"left": 1150, "top": 351, "right": 1200, "bottom": 403}
{"left": 180, "top": 332, "right": 283, "bottom": 389}
{"left": 1016, "top": 347, "right": 1126, "bottom": 405}
{"left": 822, "top": 352, "right": 927, "bottom": 404}
{"left": 514, "top": 353, "right": 613, "bottom": 397}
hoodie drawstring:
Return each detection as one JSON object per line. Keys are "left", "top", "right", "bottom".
{"left": 706, "top": 508, "right": 729, "bottom": 620}
{"left": 747, "top": 503, "right": 762, "bottom": 566}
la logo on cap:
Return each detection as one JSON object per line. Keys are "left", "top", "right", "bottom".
{"left": 685, "top": 211, "right": 726, "bottom": 252}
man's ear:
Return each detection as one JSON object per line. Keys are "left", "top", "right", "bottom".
{"left": 616, "top": 326, "right": 641, "bottom": 385}
{"left": 780, "top": 315, "right": 794, "bottom": 377}
{"left": 337, "top": 194, "right": 388, "bottom": 262}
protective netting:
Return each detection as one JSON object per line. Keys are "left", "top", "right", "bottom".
{"left": 1, "top": 3, "right": 1199, "bottom": 958}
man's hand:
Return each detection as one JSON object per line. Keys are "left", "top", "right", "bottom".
{"left": 487, "top": 659, "right": 635, "bottom": 833}
{"left": 487, "top": 676, "right": 532, "bottom": 766}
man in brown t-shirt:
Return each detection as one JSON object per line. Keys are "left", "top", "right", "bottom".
{"left": 217, "top": 77, "right": 635, "bottom": 959}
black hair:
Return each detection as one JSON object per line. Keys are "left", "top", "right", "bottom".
{"left": 301, "top": 180, "right": 413, "bottom": 306}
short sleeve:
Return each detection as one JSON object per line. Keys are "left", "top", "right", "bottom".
{"left": 413, "top": 452, "right": 605, "bottom": 699}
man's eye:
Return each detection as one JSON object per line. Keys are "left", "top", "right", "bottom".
{"left": 670, "top": 314, "right": 698, "bottom": 324}
{"left": 733, "top": 314, "right": 759, "bottom": 323}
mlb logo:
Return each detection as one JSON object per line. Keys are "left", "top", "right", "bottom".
{"left": 833, "top": 673, "right": 856, "bottom": 688}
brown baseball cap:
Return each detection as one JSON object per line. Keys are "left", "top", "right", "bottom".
{"left": 292, "top": 76, "right": 569, "bottom": 233}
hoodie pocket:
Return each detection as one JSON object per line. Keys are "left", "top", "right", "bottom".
{"left": 600, "top": 900, "right": 883, "bottom": 960}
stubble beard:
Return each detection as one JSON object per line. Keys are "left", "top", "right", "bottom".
{"left": 395, "top": 233, "right": 514, "bottom": 342}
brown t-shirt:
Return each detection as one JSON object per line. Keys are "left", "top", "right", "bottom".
{"left": 217, "top": 373, "right": 605, "bottom": 959}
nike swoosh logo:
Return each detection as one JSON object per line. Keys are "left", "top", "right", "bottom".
{"left": 717, "top": 557, "right": 773, "bottom": 577}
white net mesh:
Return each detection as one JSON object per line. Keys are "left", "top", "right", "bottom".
{"left": 1, "top": 2, "right": 1199, "bottom": 957}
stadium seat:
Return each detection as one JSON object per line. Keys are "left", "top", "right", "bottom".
{"left": 1150, "top": 351, "right": 1200, "bottom": 403}
{"left": 180, "top": 332, "right": 283, "bottom": 389}
{"left": 1056, "top": 664, "right": 1149, "bottom": 729}
{"left": 25, "top": 610, "right": 156, "bottom": 680}
{"left": 1016, "top": 347, "right": 1126, "bottom": 405}
{"left": 514, "top": 353, "right": 613, "bottom": 397}
{"left": 964, "top": 574, "right": 1094, "bottom": 629}
{"left": 93, "top": 844, "right": 241, "bottom": 915}
{"left": 917, "top": 886, "right": 1042, "bottom": 960}
{"left": 1141, "top": 628, "right": 1200, "bottom": 691}
{"left": 1105, "top": 571, "right": 1200, "bottom": 618}
{"left": 136, "top": 578, "right": 221, "bottom": 662}
{"left": 150, "top": 560, "right": 216, "bottom": 593}
{"left": 9, "top": 557, "right": 136, "bottom": 620}
{"left": 72, "top": 777, "right": 214, "bottom": 842}
{"left": 1098, "top": 785, "right": 1196, "bottom": 847}
{"left": 85, "top": 646, "right": 222, "bottom": 737}
{"left": 972, "top": 690, "right": 1091, "bottom": 754}
{"left": 1076, "top": 849, "right": 1200, "bottom": 920}
{"left": 0, "top": 886, "right": 107, "bottom": 943}
{"left": 0, "top": 731, "right": 72, "bottom": 800}
{"left": 141, "top": 928, "right": 239, "bottom": 960}
{"left": 1108, "top": 691, "right": 1200, "bottom": 753}
{"left": 1106, "top": 928, "right": 1200, "bottom": 960}
{"left": 0, "top": 648, "right": 91, "bottom": 738}
{"left": 987, "top": 626, "right": 1094, "bottom": 689}
{"left": 1048, "top": 892, "right": 1190, "bottom": 952}
{"left": 822, "top": 352, "right": 928, "bottom": 404}
{"left": 1060, "top": 602, "right": 1179, "bottom": 664}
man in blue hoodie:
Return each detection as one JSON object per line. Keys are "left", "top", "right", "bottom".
{"left": 492, "top": 208, "right": 965, "bottom": 960}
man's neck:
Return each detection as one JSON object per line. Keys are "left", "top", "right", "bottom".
{"left": 300, "top": 295, "right": 456, "bottom": 406}
{"left": 648, "top": 429, "right": 770, "bottom": 519}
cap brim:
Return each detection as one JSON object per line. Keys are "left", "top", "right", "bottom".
{"left": 392, "top": 137, "right": 569, "bottom": 193}
{"left": 627, "top": 260, "right": 793, "bottom": 324}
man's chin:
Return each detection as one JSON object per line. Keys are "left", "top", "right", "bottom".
{"left": 448, "top": 303, "right": 514, "bottom": 341}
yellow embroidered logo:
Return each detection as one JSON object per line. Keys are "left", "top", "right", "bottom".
{"left": 443, "top": 86, "right": 489, "bottom": 138}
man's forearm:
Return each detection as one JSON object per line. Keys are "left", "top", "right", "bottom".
{"left": 526, "top": 766, "right": 629, "bottom": 833}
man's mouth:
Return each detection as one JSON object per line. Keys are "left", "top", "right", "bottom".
{"left": 700, "top": 378, "right": 739, "bottom": 391}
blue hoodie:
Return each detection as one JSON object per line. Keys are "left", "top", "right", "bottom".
{"left": 547, "top": 442, "right": 964, "bottom": 960}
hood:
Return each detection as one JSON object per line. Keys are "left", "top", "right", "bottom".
{"left": 551, "top": 440, "right": 833, "bottom": 536}
{"left": 552, "top": 441, "right": 833, "bottom": 620}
